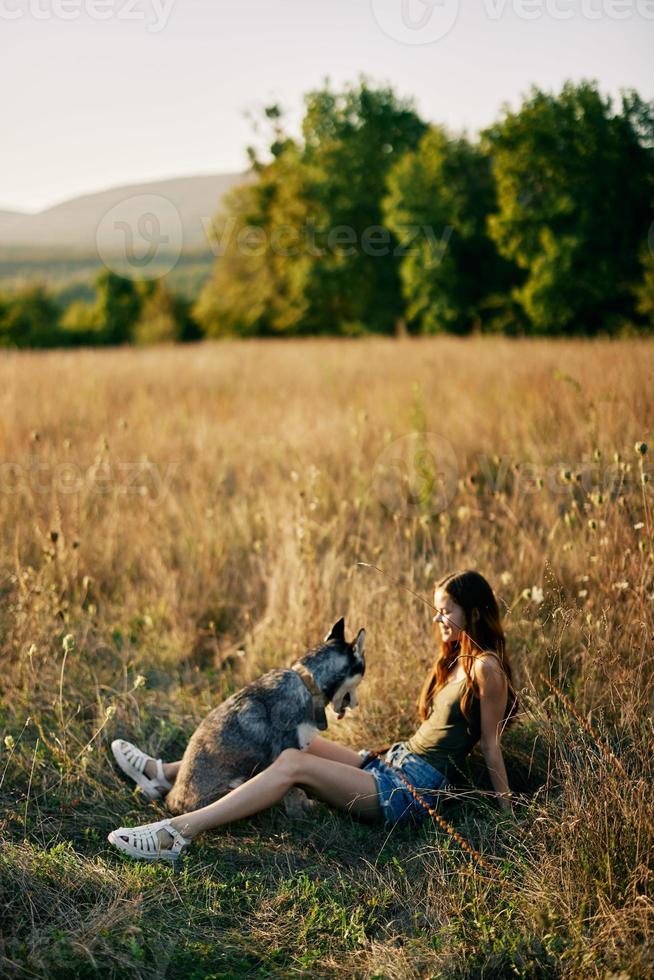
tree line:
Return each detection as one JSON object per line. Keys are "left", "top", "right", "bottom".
{"left": 2, "top": 76, "right": 653, "bottom": 347}
{"left": 0, "top": 272, "right": 201, "bottom": 349}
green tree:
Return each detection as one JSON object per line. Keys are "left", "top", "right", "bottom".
{"left": 0, "top": 283, "right": 63, "bottom": 348}
{"left": 58, "top": 270, "right": 142, "bottom": 345}
{"left": 297, "top": 79, "right": 427, "bottom": 334}
{"left": 194, "top": 143, "right": 311, "bottom": 337}
{"left": 195, "top": 77, "right": 427, "bottom": 336}
{"left": 93, "top": 270, "right": 143, "bottom": 345}
{"left": 133, "top": 279, "right": 202, "bottom": 344}
{"left": 483, "top": 81, "right": 654, "bottom": 334}
{"left": 632, "top": 239, "right": 654, "bottom": 330}
{"left": 383, "top": 125, "right": 520, "bottom": 335}
{"left": 59, "top": 298, "right": 104, "bottom": 345}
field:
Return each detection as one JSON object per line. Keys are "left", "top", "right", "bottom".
{"left": 0, "top": 336, "right": 652, "bottom": 978}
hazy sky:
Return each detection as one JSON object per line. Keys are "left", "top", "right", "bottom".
{"left": 2, "top": 0, "right": 653, "bottom": 213}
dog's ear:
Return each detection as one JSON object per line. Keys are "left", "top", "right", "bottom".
{"left": 353, "top": 627, "right": 365, "bottom": 660}
{"left": 324, "top": 617, "right": 345, "bottom": 643}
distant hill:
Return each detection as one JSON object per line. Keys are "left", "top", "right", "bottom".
{"left": 0, "top": 210, "right": 27, "bottom": 236}
{"left": 0, "top": 172, "right": 251, "bottom": 250}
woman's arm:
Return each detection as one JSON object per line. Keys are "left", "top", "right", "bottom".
{"left": 474, "top": 655, "right": 513, "bottom": 815}
{"left": 481, "top": 743, "right": 512, "bottom": 814}
{"left": 306, "top": 734, "right": 364, "bottom": 767}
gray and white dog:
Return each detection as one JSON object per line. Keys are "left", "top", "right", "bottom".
{"left": 165, "top": 617, "right": 365, "bottom": 815}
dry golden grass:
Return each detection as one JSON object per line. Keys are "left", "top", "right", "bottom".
{"left": 0, "top": 335, "right": 652, "bottom": 978}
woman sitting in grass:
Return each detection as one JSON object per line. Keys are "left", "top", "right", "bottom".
{"left": 107, "top": 569, "right": 519, "bottom": 861}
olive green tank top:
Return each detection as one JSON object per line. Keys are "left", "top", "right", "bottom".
{"left": 405, "top": 675, "right": 481, "bottom": 782}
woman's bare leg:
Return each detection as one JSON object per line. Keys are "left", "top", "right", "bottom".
{"left": 145, "top": 735, "right": 362, "bottom": 785}
{"left": 305, "top": 735, "right": 364, "bottom": 767}
{"left": 163, "top": 761, "right": 181, "bottom": 781}
{"left": 143, "top": 759, "right": 181, "bottom": 782}
{"left": 161, "top": 749, "right": 381, "bottom": 842}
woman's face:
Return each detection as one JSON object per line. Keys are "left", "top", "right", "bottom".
{"left": 433, "top": 587, "right": 466, "bottom": 643}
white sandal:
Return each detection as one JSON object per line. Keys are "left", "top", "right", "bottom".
{"left": 111, "top": 738, "right": 172, "bottom": 800}
{"left": 108, "top": 818, "right": 192, "bottom": 862}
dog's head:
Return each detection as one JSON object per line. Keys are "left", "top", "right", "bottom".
{"left": 300, "top": 617, "right": 365, "bottom": 723}
{"left": 323, "top": 617, "right": 365, "bottom": 719}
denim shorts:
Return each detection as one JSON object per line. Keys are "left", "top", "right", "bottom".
{"left": 359, "top": 741, "right": 450, "bottom": 831}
